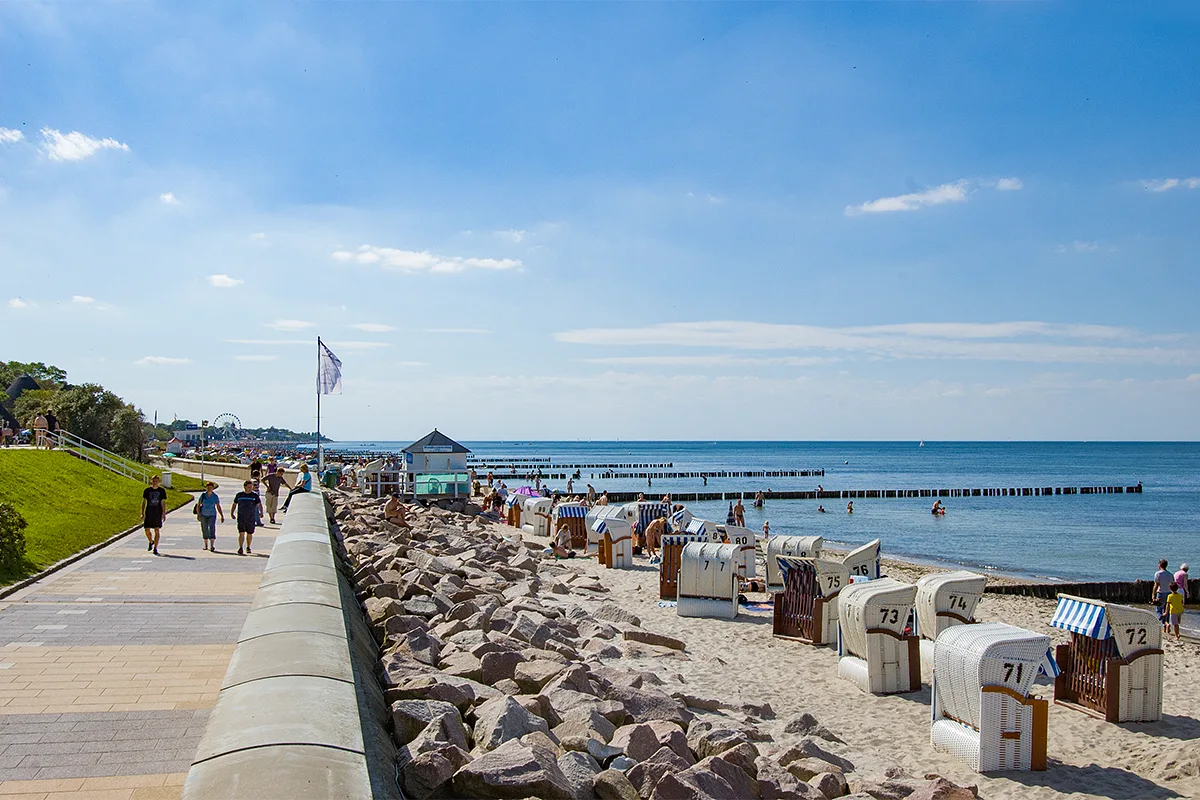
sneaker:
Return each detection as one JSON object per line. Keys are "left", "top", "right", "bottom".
{"left": 153, "top": 549, "right": 159, "bottom": 556}
{"left": 147, "top": 542, "right": 153, "bottom": 551}
{"left": 246, "top": 547, "right": 252, "bottom": 554}
{"left": 237, "top": 548, "right": 244, "bottom": 555}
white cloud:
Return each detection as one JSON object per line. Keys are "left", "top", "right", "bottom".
{"left": 40, "top": 128, "right": 130, "bottom": 161}
{"left": 159, "top": 192, "right": 180, "bottom": 205}
{"left": 494, "top": 229, "right": 528, "bottom": 244}
{"left": 332, "top": 245, "right": 522, "bottom": 274}
{"left": 995, "top": 177, "right": 1023, "bottom": 191}
{"left": 349, "top": 323, "right": 395, "bottom": 333}
{"left": 1055, "top": 241, "right": 1114, "bottom": 254}
{"left": 325, "top": 341, "right": 390, "bottom": 351}
{"left": 582, "top": 355, "right": 837, "bottom": 367}
{"left": 208, "top": 274, "right": 244, "bottom": 288}
{"left": 72, "top": 295, "right": 95, "bottom": 304}
{"left": 265, "top": 319, "right": 315, "bottom": 331}
{"left": 233, "top": 355, "right": 278, "bottom": 362}
{"left": 845, "top": 181, "right": 969, "bottom": 216}
{"left": 8, "top": 298, "right": 29, "bottom": 309}
{"left": 250, "top": 232, "right": 267, "bottom": 243}
{"left": 1141, "top": 178, "right": 1200, "bottom": 192}
{"left": 224, "top": 339, "right": 310, "bottom": 345}
{"left": 0, "top": 128, "right": 23, "bottom": 144}
{"left": 686, "top": 191, "right": 728, "bottom": 204}
{"left": 136, "top": 356, "right": 191, "bottom": 366}
{"left": 424, "top": 327, "right": 492, "bottom": 334}
{"left": 555, "top": 320, "right": 1193, "bottom": 365}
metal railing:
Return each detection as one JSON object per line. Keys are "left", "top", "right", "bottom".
{"left": 48, "top": 429, "right": 154, "bottom": 484}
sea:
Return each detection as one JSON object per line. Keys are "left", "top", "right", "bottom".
{"left": 322, "top": 441, "right": 1199, "bottom": 585}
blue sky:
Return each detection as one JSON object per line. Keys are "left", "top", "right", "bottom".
{"left": 2, "top": 2, "right": 1199, "bottom": 441}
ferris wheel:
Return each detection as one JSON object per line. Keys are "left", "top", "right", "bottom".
{"left": 211, "top": 413, "right": 242, "bottom": 439}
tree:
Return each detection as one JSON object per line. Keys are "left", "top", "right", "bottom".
{"left": 55, "top": 384, "right": 126, "bottom": 450}
{"left": 12, "top": 388, "right": 62, "bottom": 427}
{"left": 110, "top": 405, "right": 146, "bottom": 461}
{"left": 0, "top": 361, "right": 67, "bottom": 391}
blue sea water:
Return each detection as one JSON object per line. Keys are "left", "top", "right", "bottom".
{"left": 327, "top": 441, "right": 1199, "bottom": 584}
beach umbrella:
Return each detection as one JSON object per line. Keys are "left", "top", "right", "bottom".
{"left": 514, "top": 486, "right": 539, "bottom": 496}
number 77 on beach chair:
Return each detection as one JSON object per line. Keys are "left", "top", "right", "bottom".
{"left": 676, "top": 542, "right": 740, "bottom": 620}
{"left": 1050, "top": 595, "right": 1162, "bottom": 723}
{"left": 931, "top": 622, "right": 1053, "bottom": 772}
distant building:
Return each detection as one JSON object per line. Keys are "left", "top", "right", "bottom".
{"left": 175, "top": 429, "right": 203, "bottom": 444}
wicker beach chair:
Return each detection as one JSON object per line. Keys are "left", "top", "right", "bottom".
{"left": 931, "top": 622, "right": 1052, "bottom": 772}
{"left": 916, "top": 571, "right": 987, "bottom": 681}
{"left": 519, "top": 497, "right": 553, "bottom": 538}
{"left": 660, "top": 533, "right": 705, "bottom": 599}
{"left": 773, "top": 555, "right": 848, "bottom": 645}
{"left": 552, "top": 503, "right": 589, "bottom": 550}
{"left": 721, "top": 524, "right": 758, "bottom": 580}
{"left": 676, "top": 541, "right": 740, "bottom": 620}
{"left": 765, "top": 536, "right": 824, "bottom": 594}
{"left": 841, "top": 538, "right": 882, "bottom": 580}
{"left": 1050, "top": 595, "right": 1162, "bottom": 723}
{"left": 587, "top": 505, "right": 627, "bottom": 559}
{"left": 504, "top": 494, "right": 523, "bottom": 527}
{"left": 837, "top": 577, "right": 920, "bottom": 694}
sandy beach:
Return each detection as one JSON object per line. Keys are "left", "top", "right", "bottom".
{"left": 524, "top": 530, "right": 1200, "bottom": 799}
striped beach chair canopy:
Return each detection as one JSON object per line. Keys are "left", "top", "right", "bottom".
{"left": 685, "top": 517, "right": 710, "bottom": 536}
{"left": 1050, "top": 595, "right": 1112, "bottom": 640}
{"left": 638, "top": 502, "right": 670, "bottom": 530}
{"left": 555, "top": 504, "right": 588, "bottom": 519}
{"left": 504, "top": 494, "right": 524, "bottom": 509}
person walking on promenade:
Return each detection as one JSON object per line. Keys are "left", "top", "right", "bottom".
{"left": 197, "top": 481, "right": 224, "bottom": 552}
{"left": 1175, "top": 563, "right": 1190, "bottom": 604}
{"left": 262, "top": 467, "right": 291, "bottom": 525}
{"left": 1153, "top": 559, "right": 1173, "bottom": 630}
{"left": 734, "top": 499, "right": 746, "bottom": 527}
{"left": 231, "top": 480, "right": 262, "bottom": 555}
{"left": 249, "top": 455, "right": 263, "bottom": 481}
{"left": 32, "top": 412, "right": 47, "bottom": 448}
{"left": 280, "top": 463, "right": 312, "bottom": 512}
{"left": 44, "top": 410, "right": 58, "bottom": 448}
{"left": 1, "top": 422, "right": 11, "bottom": 447}
{"left": 141, "top": 475, "right": 168, "bottom": 555}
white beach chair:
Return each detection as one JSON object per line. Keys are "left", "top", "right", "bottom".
{"left": 676, "top": 542, "right": 739, "bottom": 620}
{"left": 660, "top": 533, "right": 705, "bottom": 600}
{"left": 1050, "top": 595, "right": 1162, "bottom": 723}
{"left": 684, "top": 517, "right": 713, "bottom": 539}
{"left": 553, "top": 503, "right": 589, "bottom": 550}
{"left": 916, "top": 571, "right": 987, "bottom": 681}
{"left": 931, "top": 622, "right": 1051, "bottom": 772}
{"left": 841, "top": 538, "right": 882, "bottom": 579}
{"left": 669, "top": 506, "right": 693, "bottom": 532}
{"left": 721, "top": 525, "right": 758, "bottom": 580}
{"left": 520, "top": 497, "right": 553, "bottom": 539}
{"left": 837, "top": 577, "right": 919, "bottom": 694}
{"left": 773, "top": 555, "right": 848, "bottom": 646}
{"left": 587, "top": 505, "right": 627, "bottom": 557}
{"left": 765, "top": 536, "right": 824, "bottom": 594}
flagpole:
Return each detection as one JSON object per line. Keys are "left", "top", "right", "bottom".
{"left": 316, "top": 337, "right": 323, "bottom": 475}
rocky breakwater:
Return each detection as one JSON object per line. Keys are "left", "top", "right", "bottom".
{"left": 330, "top": 492, "right": 980, "bottom": 800}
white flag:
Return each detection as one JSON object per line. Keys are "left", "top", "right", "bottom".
{"left": 318, "top": 340, "right": 343, "bottom": 395}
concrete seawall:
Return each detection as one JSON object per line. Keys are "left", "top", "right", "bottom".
{"left": 181, "top": 491, "right": 398, "bottom": 799}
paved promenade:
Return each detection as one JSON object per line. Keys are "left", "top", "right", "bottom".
{"left": 0, "top": 486, "right": 277, "bottom": 799}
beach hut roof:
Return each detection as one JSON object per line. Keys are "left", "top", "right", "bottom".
{"left": 403, "top": 429, "right": 470, "bottom": 454}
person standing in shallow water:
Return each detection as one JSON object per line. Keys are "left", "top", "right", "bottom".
{"left": 141, "top": 475, "right": 167, "bottom": 555}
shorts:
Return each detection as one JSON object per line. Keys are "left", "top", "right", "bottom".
{"left": 143, "top": 510, "right": 163, "bottom": 529}
{"left": 1169, "top": 614, "right": 1182, "bottom": 626}
{"left": 237, "top": 518, "right": 256, "bottom": 535}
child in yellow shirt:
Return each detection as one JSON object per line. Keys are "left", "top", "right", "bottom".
{"left": 1166, "top": 582, "right": 1185, "bottom": 640}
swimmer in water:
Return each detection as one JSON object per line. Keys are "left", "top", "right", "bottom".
{"left": 817, "top": 505, "right": 826, "bottom": 513}
{"left": 932, "top": 500, "right": 946, "bottom": 516}
{"left": 847, "top": 501, "right": 854, "bottom": 514}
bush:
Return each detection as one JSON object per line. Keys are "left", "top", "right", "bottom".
{"left": 0, "top": 501, "right": 28, "bottom": 572}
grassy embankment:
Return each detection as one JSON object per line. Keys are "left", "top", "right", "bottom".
{"left": 0, "top": 450, "right": 198, "bottom": 585}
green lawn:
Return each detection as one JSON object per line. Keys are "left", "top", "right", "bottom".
{"left": 0, "top": 450, "right": 194, "bottom": 585}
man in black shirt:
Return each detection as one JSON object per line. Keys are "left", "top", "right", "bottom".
{"left": 231, "top": 480, "right": 263, "bottom": 555}
{"left": 141, "top": 475, "right": 168, "bottom": 555}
